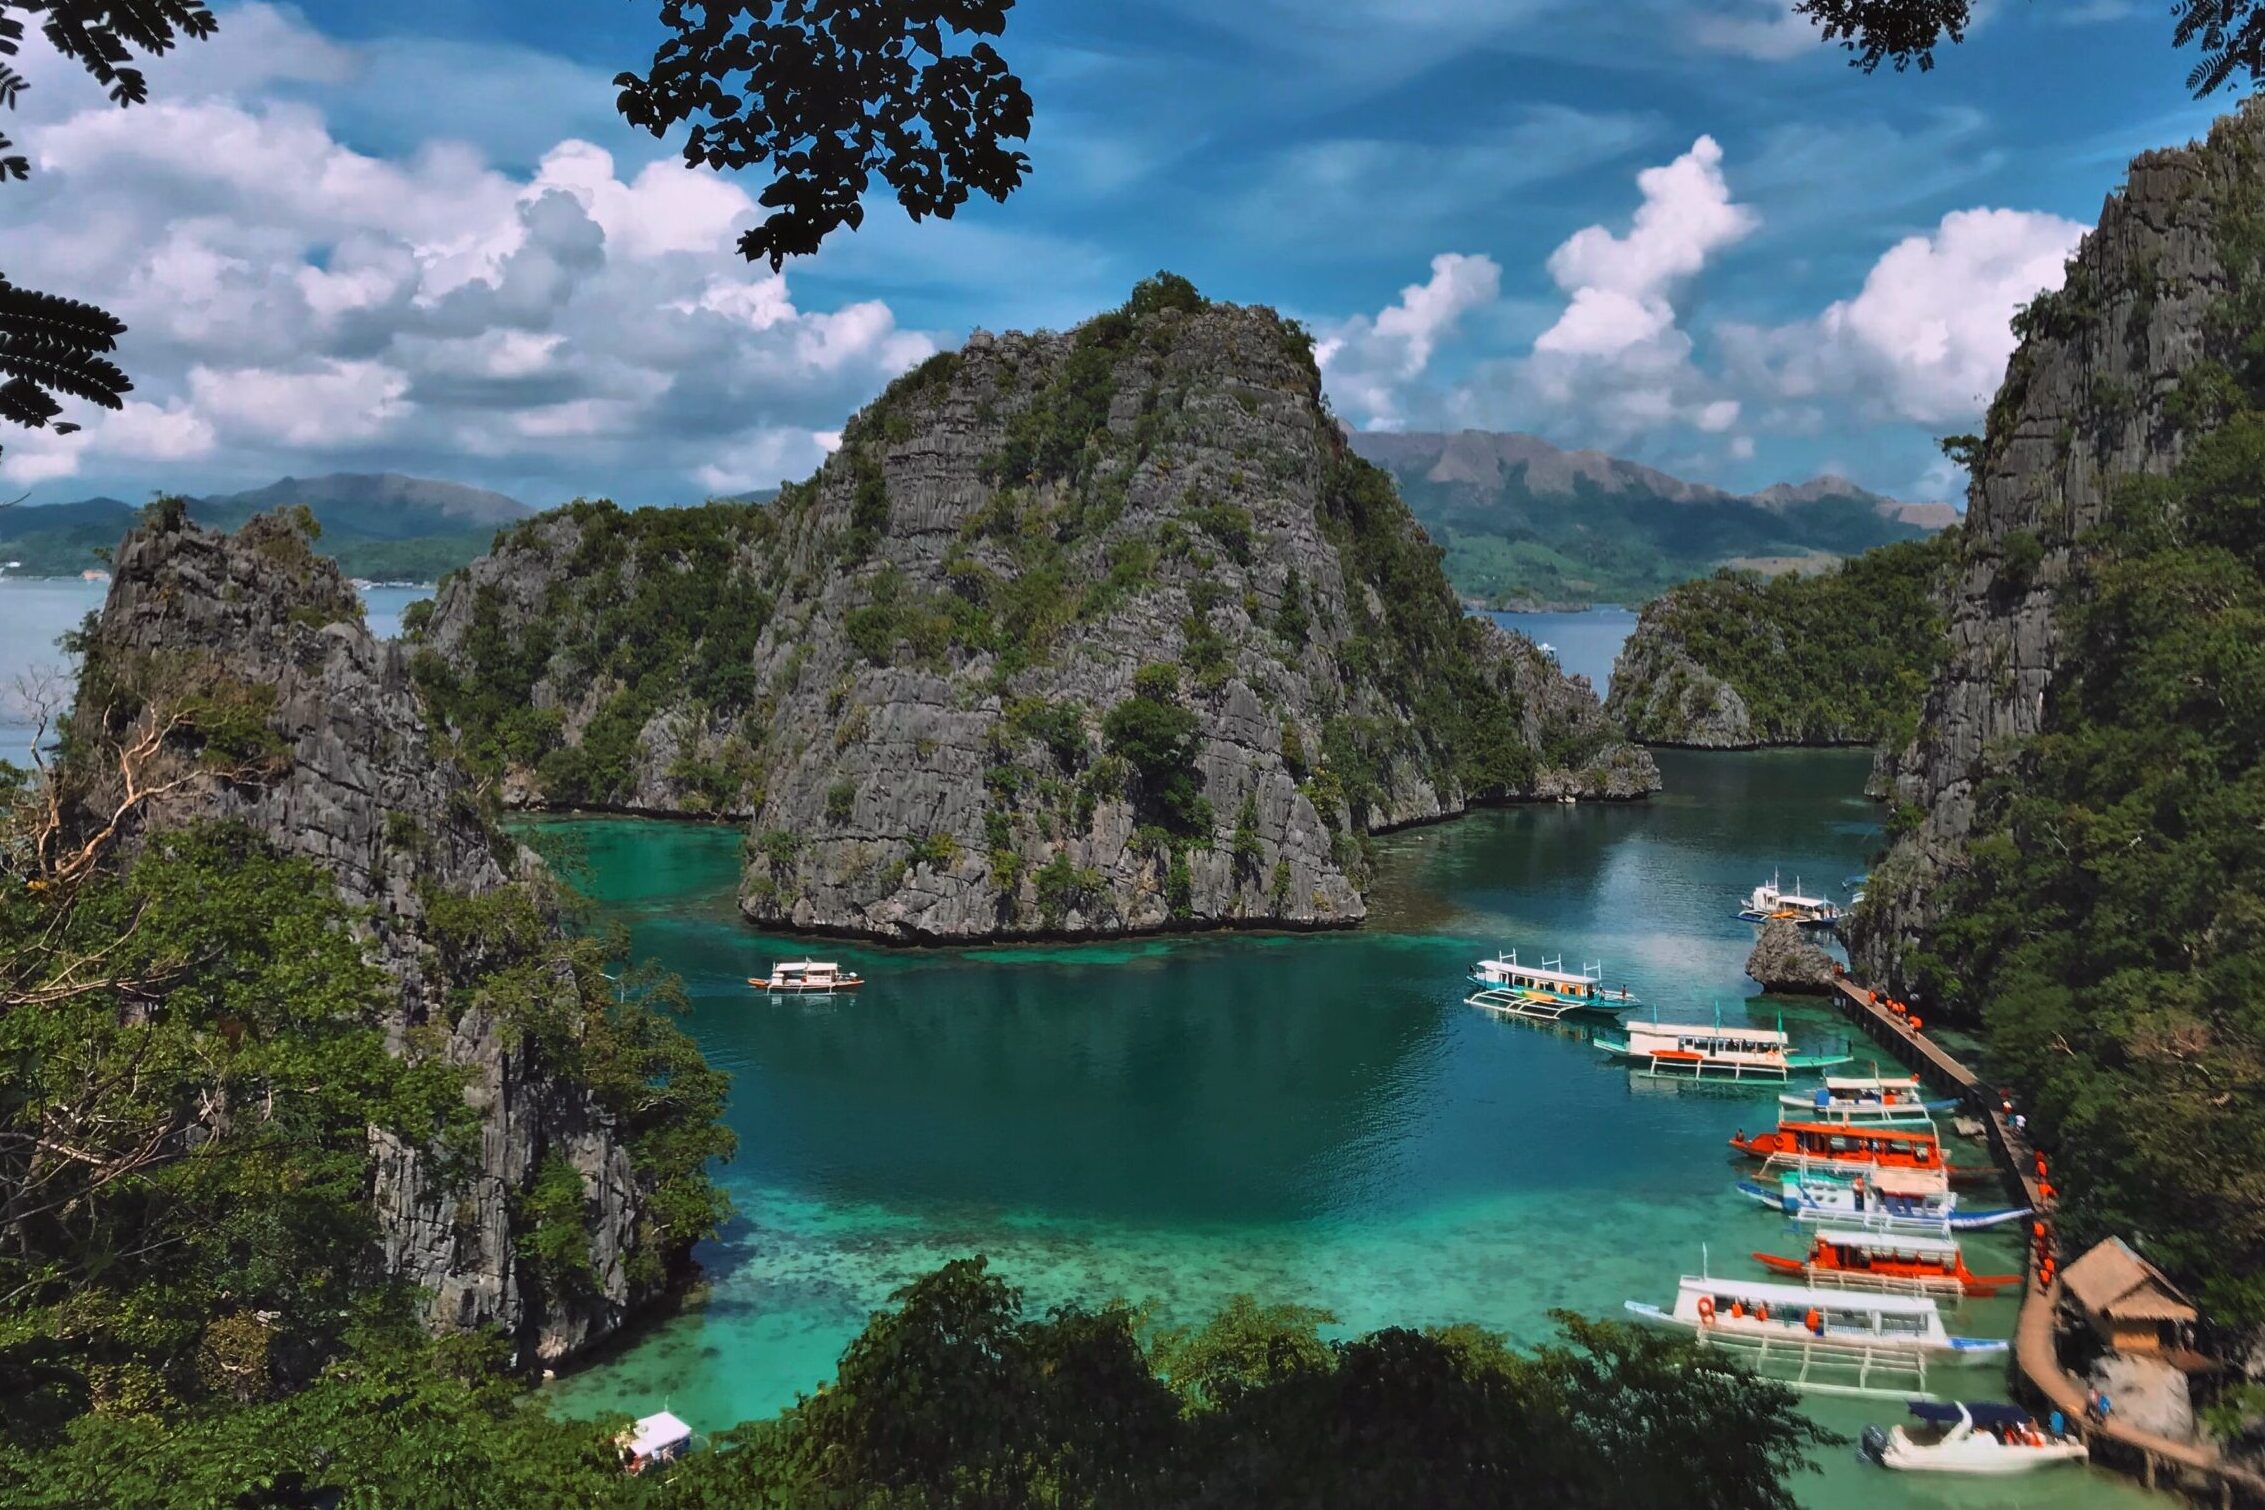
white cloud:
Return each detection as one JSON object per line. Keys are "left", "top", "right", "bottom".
{"left": 1689, "top": 2, "right": 1819, "bottom": 61}
{"left": 1316, "top": 253, "right": 1502, "bottom": 427}
{"left": 1449, "top": 137, "right": 1756, "bottom": 449}
{"left": 2, "top": 34, "right": 935, "bottom": 498}
{"left": 1726, "top": 206, "right": 2085, "bottom": 424}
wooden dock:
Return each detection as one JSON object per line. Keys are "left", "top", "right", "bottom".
{"left": 1822, "top": 976, "right": 2265, "bottom": 1507}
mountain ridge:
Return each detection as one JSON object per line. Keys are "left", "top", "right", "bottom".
{"left": 1350, "top": 429, "right": 1955, "bottom": 607}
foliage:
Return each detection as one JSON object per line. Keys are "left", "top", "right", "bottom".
{"left": 0, "top": 825, "right": 470, "bottom": 1444}
{"left": 1032, "top": 851, "right": 1102, "bottom": 928}
{"left": 1907, "top": 414, "right": 2265, "bottom": 1322}
{"left": 1619, "top": 531, "right": 1958, "bottom": 748}
{"left": 1102, "top": 662, "right": 1210, "bottom": 836}
{"left": 414, "top": 500, "right": 776, "bottom": 806}
{"left": 615, "top": 0, "right": 1031, "bottom": 269}
{"left": 1792, "top": 0, "right": 2265, "bottom": 96}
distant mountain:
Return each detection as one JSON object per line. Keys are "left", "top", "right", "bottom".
{"left": 0, "top": 474, "right": 534, "bottom": 581}
{"left": 1349, "top": 431, "right": 1954, "bottom": 608}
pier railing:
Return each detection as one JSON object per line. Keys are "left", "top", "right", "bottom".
{"left": 1824, "top": 977, "right": 2265, "bottom": 1507}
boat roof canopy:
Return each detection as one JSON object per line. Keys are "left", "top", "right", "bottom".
{"left": 776, "top": 961, "right": 840, "bottom": 972}
{"left": 1908, "top": 1400, "right": 2030, "bottom": 1430}
{"left": 1678, "top": 1275, "right": 1943, "bottom": 1316}
{"left": 1631, "top": 1021, "right": 1791, "bottom": 1046}
{"left": 1823, "top": 1075, "right": 1922, "bottom": 1091}
{"left": 1814, "top": 1228, "right": 1958, "bottom": 1256}
{"left": 1476, "top": 956, "right": 1600, "bottom": 986}
{"left": 625, "top": 1411, "right": 693, "bottom": 1455}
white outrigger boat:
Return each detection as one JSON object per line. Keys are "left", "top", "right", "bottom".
{"left": 1624, "top": 1274, "right": 2006, "bottom": 1400}
{"left": 748, "top": 960, "right": 865, "bottom": 995}
{"left": 1780, "top": 1073, "right": 1953, "bottom": 1125}
{"left": 1862, "top": 1400, "right": 2089, "bottom": 1475}
{"left": 1738, "top": 870, "right": 1843, "bottom": 928}
{"left": 1736, "top": 1171, "right": 2031, "bottom": 1233}
{"left": 1464, "top": 949, "right": 1638, "bottom": 1022}
{"left": 1594, "top": 1008, "right": 1851, "bottom": 1081}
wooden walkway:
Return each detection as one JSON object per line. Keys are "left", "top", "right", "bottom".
{"left": 1822, "top": 977, "right": 2265, "bottom": 1507}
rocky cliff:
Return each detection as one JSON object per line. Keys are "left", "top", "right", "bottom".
{"left": 1744, "top": 918, "right": 1840, "bottom": 995}
{"left": 416, "top": 279, "right": 1657, "bottom": 941}
{"left": 1851, "top": 105, "right": 2265, "bottom": 994}
{"left": 1604, "top": 533, "right": 1953, "bottom": 750}
{"left": 64, "top": 507, "right": 721, "bottom": 1361}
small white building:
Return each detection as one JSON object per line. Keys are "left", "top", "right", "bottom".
{"left": 618, "top": 1410, "right": 693, "bottom": 1473}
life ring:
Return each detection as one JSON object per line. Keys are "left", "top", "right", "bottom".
{"left": 1697, "top": 1296, "right": 1717, "bottom": 1325}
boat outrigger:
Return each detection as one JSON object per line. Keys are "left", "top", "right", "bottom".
{"left": 1779, "top": 1073, "right": 1953, "bottom": 1125}
{"left": 1594, "top": 1008, "right": 1851, "bottom": 1081}
{"left": 1753, "top": 1228, "right": 2021, "bottom": 1299}
{"left": 1731, "top": 1122, "right": 1990, "bottom": 1185}
{"left": 1623, "top": 1274, "right": 2006, "bottom": 1399}
{"left": 1862, "top": 1401, "right": 2089, "bottom": 1475}
{"left": 1735, "top": 1171, "right": 2031, "bottom": 1234}
{"left": 1738, "top": 870, "right": 1843, "bottom": 928}
{"left": 1465, "top": 949, "right": 1638, "bottom": 1022}
{"left": 748, "top": 960, "right": 865, "bottom": 995}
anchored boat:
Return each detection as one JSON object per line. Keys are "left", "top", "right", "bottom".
{"left": 1465, "top": 949, "right": 1638, "bottom": 1022}
{"left": 1624, "top": 1274, "right": 2006, "bottom": 1400}
{"left": 1752, "top": 1228, "right": 2021, "bottom": 1299}
{"left": 1594, "top": 1008, "right": 1851, "bottom": 1081}
{"left": 1731, "top": 1121, "right": 1990, "bottom": 1185}
{"left": 1862, "top": 1401, "right": 2089, "bottom": 1475}
{"left": 1779, "top": 1073, "right": 1953, "bottom": 1125}
{"left": 1735, "top": 1171, "right": 2031, "bottom": 1234}
{"left": 1738, "top": 870, "right": 1843, "bottom": 927}
{"left": 748, "top": 960, "right": 865, "bottom": 995}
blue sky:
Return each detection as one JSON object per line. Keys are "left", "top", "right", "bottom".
{"left": 1, "top": 1, "right": 2226, "bottom": 508}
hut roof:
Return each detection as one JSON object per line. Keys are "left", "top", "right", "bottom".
{"left": 2063, "top": 1237, "right": 2196, "bottom": 1324}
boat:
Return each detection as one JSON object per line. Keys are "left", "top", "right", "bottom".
{"left": 1737, "top": 870, "right": 1842, "bottom": 927}
{"left": 748, "top": 960, "right": 865, "bottom": 994}
{"left": 1735, "top": 1172, "right": 2032, "bottom": 1234}
{"left": 1862, "top": 1401, "right": 2089, "bottom": 1474}
{"left": 1778, "top": 1074, "right": 1954, "bottom": 1124}
{"left": 1730, "top": 1121, "right": 1991, "bottom": 1185}
{"left": 617, "top": 1410, "right": 694, "bottom": 1474}
{"left": 1465, "top": 949, "right": 1638, "bottom": 1021}
{"left": 1844, "top": 873, "right": 1870, "bottom": 907}
{"left": 1752, "top": 1228, "right": 2021, "bottom": 1299}
{"left": 1594, "top": 1008, "right": 1851, "bottom": 1081}
{"left": 1623, "top": 1274, "right": 2007, "bottom": 1398}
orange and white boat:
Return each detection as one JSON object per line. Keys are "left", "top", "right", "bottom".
{"left": 1729, "top": 1121, "right": 1991, "bottom": 1186}
{"left": 748, "top": 960, "right": 865, "bottom": 995}
{"left": 1754, "top": 1229, "right": 2022, "bottom": 1299}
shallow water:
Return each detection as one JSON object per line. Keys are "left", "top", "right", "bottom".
{"left": 540, "top": 752, "right": 2164, "bottom": 1509}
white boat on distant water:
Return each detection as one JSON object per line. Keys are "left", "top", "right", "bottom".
{"left": 748, "top": 960, "right": 865, "bottom": 995}
{"left": 1465, "top": 949, "right": 1638, "bottom": 1021}
{"left": 1594, "top": 1008, "right": 1851, "bottom": 1081}
{"left": 1863, "top": 1401, "right": 2089, "bottom": 1474}
{"left": 1738, "top": 869, "right": 1842, "bottom": 927}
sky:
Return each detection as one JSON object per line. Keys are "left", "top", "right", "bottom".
{"left": 0, "top": 0, "right": 2229, "bottom": 510}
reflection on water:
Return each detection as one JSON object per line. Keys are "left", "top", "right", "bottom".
{"left": 538, "top": 762, "right": 2171, "bottom": 1508}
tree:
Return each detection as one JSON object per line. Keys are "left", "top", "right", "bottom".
{"left": 0, "top": 2, "right": 218, "bottom": 467}
{"left": 1799, "top": 0, "right": 2265, "bottom": 95}
{"left": 615, "top": 0, "right": 1033, "bottom": 270}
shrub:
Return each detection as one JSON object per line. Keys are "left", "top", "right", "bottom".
{"left": 826, "top": 779, "right": 857, "bottom": 823}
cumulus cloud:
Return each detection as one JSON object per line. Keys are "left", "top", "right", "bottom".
{"left": 1452, "top": 136, "right": 1756, "bottom": 448}
{"left": 2, "top": 7, "right": 935, "bottom": 499}
{"left": 1689, "top": 2, "right": 1820, "bottom": 62}
{"left": 1724, "top": 206, "right": 2085, "bottom": 424}
{"left": 1315, "top": 253, "right": 1502, "bottom": 428}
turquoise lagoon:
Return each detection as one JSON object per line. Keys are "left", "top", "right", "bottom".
{"left": 542, "top": 751, "right": 2162, "bottom": 1510}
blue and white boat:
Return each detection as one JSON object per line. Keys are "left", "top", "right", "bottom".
{"left": 1738, "top": 870, "right": 1843, "bottom": 927}
{"left": 1465, "top": 949, "right": 1638, "bottom": 1022}
{"left": 1737, "top": 1171, "right": 2031, "bottom": 1234}
{"left": 1624, "top": 1274, "right": 2009, "bottom": 1380}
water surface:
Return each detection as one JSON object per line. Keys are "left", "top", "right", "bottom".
{"left": 542, "top": 753, "right": 2161, "bottom": 1510}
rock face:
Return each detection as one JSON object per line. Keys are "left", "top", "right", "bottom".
{"left": 1606, "top": 613, "right": 1760, "bottom": 747}
{"left": 73, "top": 511, "right": 676, "bottom": 1362}
{"left": 420, "top": 287, "right": 1658, "bottom": 941}
{"left": 2087, "top": 1353, "right": 2197, "bottom": 1444}
{"left": 1852, "top": 105, "right": 2265, "bottom": 993}
{"left": 1744, "top": 918, "right": 1841, "bottom": 995}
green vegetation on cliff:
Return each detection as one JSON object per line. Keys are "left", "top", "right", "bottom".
{"left": 2, "top": 1255, "right": 1831, "bottom": 1508}
{"left": 1905, "top": 417, "right": 2265, "bottom": 1320}
{"left": 1608, "top": 532, "right": 1956, "bottom": 748}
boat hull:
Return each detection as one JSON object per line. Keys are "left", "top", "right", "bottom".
{"left": 1867, "top": 1426, "right": 2089, "bottom": 1474}
{"left": 749, "top": 978, "right": 865, "bottom": 994}
{"left": 1735, "top": 1178, "right": 2031, "bottom": 1233}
